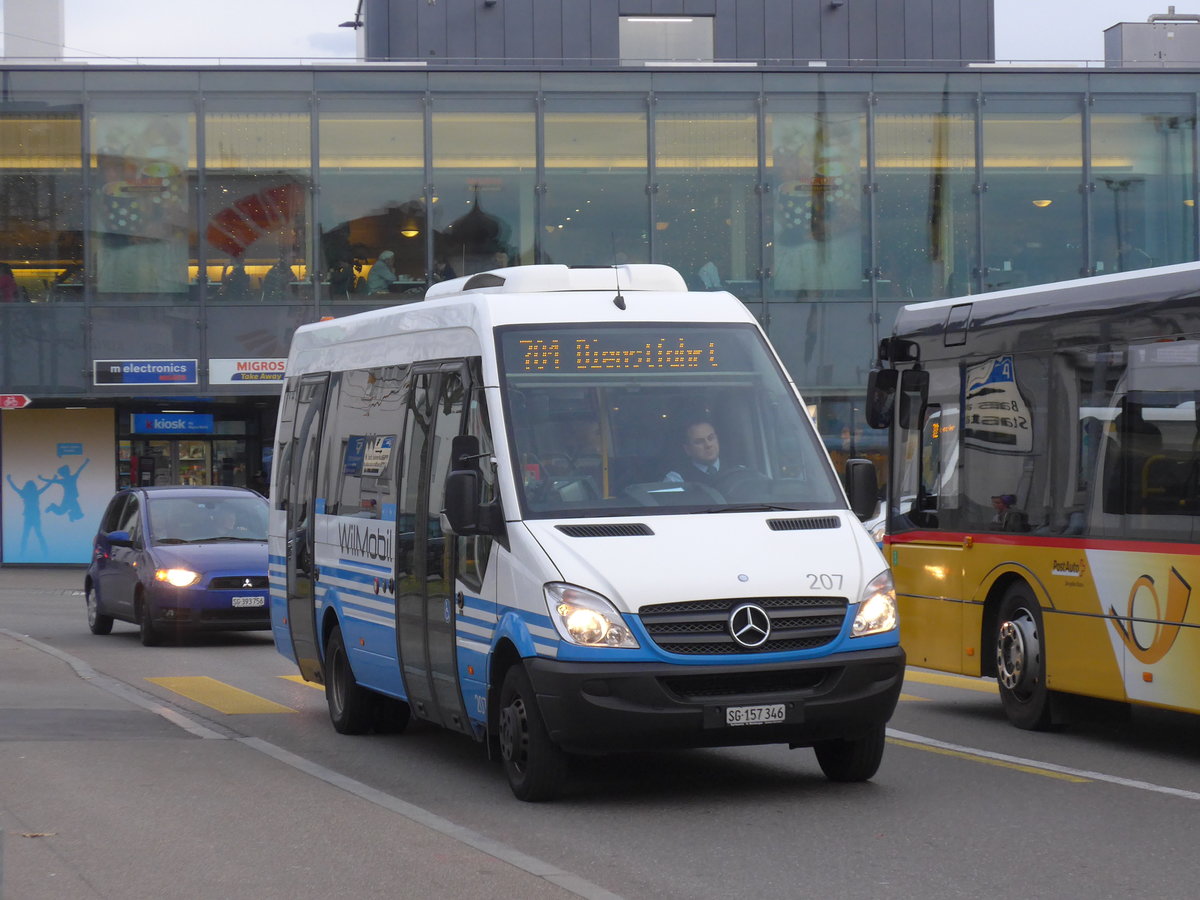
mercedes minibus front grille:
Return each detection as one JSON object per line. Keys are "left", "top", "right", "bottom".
{"left": 659, "top": 668, "right": 826, "bottom": 700}
{"left": 638, "top": 596, "right": 847, "bottom": 655}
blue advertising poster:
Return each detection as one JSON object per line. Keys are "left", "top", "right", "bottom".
{"left": 2, "top": 408, "right": 117, "bottom": 564}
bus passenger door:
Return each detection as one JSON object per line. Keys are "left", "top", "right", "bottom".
{"left": 285, "top": 373, "right": 329, "bottom": 682}
{"left": 891, "top": 403, "right": 968, "bottom": 672}
{"left": 395, "top": 366, "right": 472, "bottom": 734}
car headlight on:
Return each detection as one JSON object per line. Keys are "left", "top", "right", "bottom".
{"left": 851, "top": 569, "right": 897, "bottom": 637}
{"left": 155, "top": 568, "right": 201, "bottom": 588}
{"left": 869, "top": 521, "right": 887, "bottom": 544}
{"left": 544, "top": 583, "right": 639, "bottom": 648}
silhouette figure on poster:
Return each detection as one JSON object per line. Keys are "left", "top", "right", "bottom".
{"left": 40, "top": 458, "right": 90, "bottom": 522}
{"left": 5, "top": 474, "right": 51, "bottom": 555}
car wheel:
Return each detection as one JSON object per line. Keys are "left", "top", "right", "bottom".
{"left": 86, "top": 584, "right": 114, "bottom": 635}
{"left": 813, "top": 722, "right": 886, "bottom": 782}
{"left": 138, "top": 594, "right": 160, "bottom": 647}
{"left": 497, "top": 664, "right": 567, "bottom": 802}
{"left": 995, "top": 582, "right": 1053, "bottom": 730}
{"left": 325, "top": 625, "right": 373, "bottom": 735}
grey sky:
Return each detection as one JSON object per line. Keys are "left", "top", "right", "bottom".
{"left": 34, "top": 1, "right": 1200, "bottom": 63}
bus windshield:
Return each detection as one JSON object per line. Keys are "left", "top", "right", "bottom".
{"left": 497, "top": 323, "right": 844, "bottom": 517}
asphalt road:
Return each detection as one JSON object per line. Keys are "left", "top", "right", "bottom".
{"left": 3, "top": 566, "right": 1200, "bottom": 900}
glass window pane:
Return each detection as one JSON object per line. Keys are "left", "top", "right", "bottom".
{"left": 1090, "top": 98, "right": 1195, "bottom": 275}
{"left": 544, "top": 97, "right": 647, "bottom": 266}
{"left": 875, "top": 94, "right": 978, "bottom": 302}
{"left": 432, "top": 101, "right": 535, "bottom": 275}
{"left": 317, "top": 98, "right": 425, "bottom": 308}
{"left": 204, "top": 101, "right": 311, "bottom": 304}
{"left": 91, "top": 106, "right": 197, "bottom": 304}
{"left": 982, "top": 96, "right": 1084, "bottom": 290}
{"left": 655, "top": 99, "right": 760, "bottom": 300}
{"left": 766, "top": 95, "right": 868, "bottom": 299}
{"left": 619, "top": 16, "right": 715, "bottom": 64}
{"left": 0, "top": 96, "right": 82, "bottom": 304}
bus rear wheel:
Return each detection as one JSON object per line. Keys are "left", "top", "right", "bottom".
{"left": 995, "top": 584, "right": 1053, "bottom": 730}
{"left": 497, "top": 665, "right": 567, "bottom": 802}
{"left": 326, "top": 625, "right": 372, "bottom": 735}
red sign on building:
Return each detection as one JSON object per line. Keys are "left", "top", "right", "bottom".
{"left": 0, "top": 394, "right": 32, "bottom": 409}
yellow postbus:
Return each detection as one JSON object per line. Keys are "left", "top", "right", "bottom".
{"left": 869, "top": 261, "right": 1200, "bottom": 729}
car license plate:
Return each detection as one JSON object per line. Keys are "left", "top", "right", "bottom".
{"left": 726, "top": 703, "right": 786, "bottom": 727}
{"left": 231, "top": 595, "right": 265, "bottom": 608}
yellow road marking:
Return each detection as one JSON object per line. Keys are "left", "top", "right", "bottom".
{"left": 146, "top": 676, "right": 295, "bottom": 714}
{"left": 898, "top": 692, "right": 931, "bottom": 702}
{"left": 887, "top": 737, "right": 1090, "bottom": 782}
{"left": 280, "top": 674, "right": 325, "bottom": 691}
{"left": 905, "top": 669, "right": 999, "bottom": 694}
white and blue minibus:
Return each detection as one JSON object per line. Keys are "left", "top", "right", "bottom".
{"left": 268, "top": 264, "right": 903, "bottom": 800}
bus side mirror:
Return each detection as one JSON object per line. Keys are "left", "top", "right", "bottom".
{"left": 899, "top": 368, "right": 929, "bottom": 430}
{"left": 865, "top": 369, "right": 897, "bottom": 429}
{"left": 443, "top": 469, "right": 482, "bottom": 536}
{"left": 845, "top": 459, "right": 879, "bottom": 521}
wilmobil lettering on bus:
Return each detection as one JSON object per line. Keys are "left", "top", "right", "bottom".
{"left": 337, "top": 522, "right": 394, "bottom": 564}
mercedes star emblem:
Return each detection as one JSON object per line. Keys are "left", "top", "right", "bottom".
{"left": 729, "top": 602, "right": 771, "bottom": 648}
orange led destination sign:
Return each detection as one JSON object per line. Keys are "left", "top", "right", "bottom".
{"left": 516, "top": 336, "right": 719, "bottom": 372}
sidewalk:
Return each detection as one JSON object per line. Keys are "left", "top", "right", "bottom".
{"left": 0, "top": 569, "right": 595, "bottom": 900}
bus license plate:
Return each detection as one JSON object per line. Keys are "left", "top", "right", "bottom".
{"left": 232, "top": 596, "right": 265, "bottom": 608}
{"left": 726, "top": 703, "right": 785, "bottom": 727}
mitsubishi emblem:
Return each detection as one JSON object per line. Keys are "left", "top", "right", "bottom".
{"left": 242, "top": 578, "right": 254, "bottom": 588}
{"left": 729, "top": 603, "right": 771, "bottom": 648}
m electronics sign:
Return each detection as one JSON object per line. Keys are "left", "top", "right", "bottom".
{"left": 94, "top": 359, "right": 198, "bottom": 386}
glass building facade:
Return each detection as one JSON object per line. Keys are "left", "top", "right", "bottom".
{"left": 1, "top": 65, "right": 1198, "bottom": 506}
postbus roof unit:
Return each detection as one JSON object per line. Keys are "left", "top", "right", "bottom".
{"left": 424, "top": 264, "right": 688, "bottom": 301}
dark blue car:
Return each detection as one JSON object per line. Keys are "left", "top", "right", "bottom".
{"left": 85, "top": 485, "right": 270, "bottom": 646}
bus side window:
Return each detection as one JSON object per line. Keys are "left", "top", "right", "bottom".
{"left": 914, "top": 404, "right": 942, "bottom": 527}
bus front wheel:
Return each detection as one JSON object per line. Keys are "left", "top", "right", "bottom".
{"left": 498, "top": 665, "right": 567, "bottom": 802}
{"left": 813, "top": 722, "right": 886, "bottom": 782}
{"left": 995, "top": 584, "right": 1053, "bottom": 730}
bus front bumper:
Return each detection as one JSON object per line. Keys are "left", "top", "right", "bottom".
{"left": 524, "top": 645, "right": 905, "bottom": 754}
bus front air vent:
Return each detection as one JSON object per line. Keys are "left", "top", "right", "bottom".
{"left": 556, "top": 523, "right": 654, "bottom": 538}
{"left": 767, "top": 516, "right": 841, "bottom": 532}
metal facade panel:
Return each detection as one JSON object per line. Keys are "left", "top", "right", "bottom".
{"left": 562, "top": 2, "right": 593, "bottom": 65}
{"left": 504, "top": 0, "right": 536, "bottom": 63}
{"left": 592, "top": 0, "right": 621, "bottom": 63}
{"left": 792, "top": 0, "right": 823, "bottom": 60}
{"left": 446, "top": 2, "right": 478, "bottom": 63}
{"left": 903, "top": 0, "right": 935, "bottom": 61}
{"left": 532, "top": 0, "right": 564, "bottom": 62}
{"left": 848, "top": 0, "right": 879, "bottom": 63}
{"left": 763, "top": 0, "right": 794, "bottom": 62}
{"left": 820, "top": 4, "right": 851, "bottom": 63}
{"left": 737, "top": 0, "right": 767, "bottom": 62}
{"left": 931, "top": 0, "right": 963, "bottom": 61}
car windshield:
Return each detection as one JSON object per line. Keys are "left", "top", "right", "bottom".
{"left": 497, "top": 322, "right": 844, "bottom": 518}
{"left": 147, "top": 495, "right": 268, "bottom": 543}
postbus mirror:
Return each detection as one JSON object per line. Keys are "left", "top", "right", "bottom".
{"left": 844, "top": 459, "right": 879, "bottom": 521}
{"left": 898, "top": 368, "right": 929, "bottom": 430}
{"left": 865, "top": 368, "right": 897, "bottom": 430}
{"left": 443, "top": 469, "right": 482, "bottom": 536}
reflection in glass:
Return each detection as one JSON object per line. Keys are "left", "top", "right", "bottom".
{"left": 318, "top": 101, "right": 425, "bottom": 306}
{"left": 982, "top": 99, "right": 1083, "bottom": 290}
{"left": 204, "top": 106, "right": 310, "bottom": 303}
{"left": 0, "top": 101, "right": 83, "bottom": 303}
{"left": 767, "top": 98, "right": 868, "bottom": 298}
{"left": 655, "top": 104, "right": 759, "bottom": 297}
{"left": 91, "top": 110, "right": 195, "bottom": 302}
{"left": 875, "top": 96, "right": 977, "bottom": 301}
{"left": 1090, "top": 103, "right": 1195, "bottom": 275}
{"left": 544, "top": 100, "right": 647, "bottom": 266}
{"left": 432, "top": 106, "right": 534, "bottom": 275}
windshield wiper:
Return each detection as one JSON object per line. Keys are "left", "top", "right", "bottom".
{"left": 188, "top": 536, "right": 263, "bottom": 543}
{"left": 703, "top": 504, "right": 797, "bottom": 513}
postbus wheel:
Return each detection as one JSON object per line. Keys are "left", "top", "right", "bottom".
{"left": 498, "top": 665, "right": 567, "bottom": 802}
{"left": 995, "top": 583, "right": 1053, "bottom": 730}
{"left": 325, "top": 624, "right": 372, "bottom": 735}
{"left": 86, "top": 584, "right": 114, "bottom": 635}
{"left": 813, "top": 722, "right": 886, "bottom": 782}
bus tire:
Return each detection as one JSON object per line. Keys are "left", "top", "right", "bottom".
{"left": 995, "top": 583, "right": 1053, "bottom": 730}
{"left": 86, "top": 584, "right": 114, "bottom": 635}
{"left": 326, "top": 625, "right": 372, "bottom": 735}
{"left": 814, "top": 722, "right": 886, "bottom": 782}
{"left": 498, "top": 665, "right": 567, "bottom": 802}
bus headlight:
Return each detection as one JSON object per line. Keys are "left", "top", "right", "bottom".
{"left": 544, "top": 583, "right": 639, "bottom": 649}
{"left": 155, "top": 567, "right": 201, "bottom": 588}
{"left": 852, "top": 570, "right": 897, "bottom": 637}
